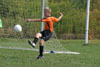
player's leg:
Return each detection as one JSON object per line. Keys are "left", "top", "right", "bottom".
{"left": 37, "top": 30, "right": 52, "bottom": 59}
{"left": 37, "top": 39, "right": 44, "bottom": 59}
{"left": 28, "top": 33, "right": 42, "bottom": 48}
{"left": 33, "top": 33, "right": 42, "bottom": 44}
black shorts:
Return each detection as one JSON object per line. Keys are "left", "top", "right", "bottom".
{"left": 40, "top": 30, "right": 52, "bottom": 41}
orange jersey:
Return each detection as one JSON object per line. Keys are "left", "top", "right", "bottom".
{"left": 42, "top": 16, "right": 59, "bottom": 32}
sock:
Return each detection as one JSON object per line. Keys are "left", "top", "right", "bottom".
{"left": 33, "top": 37, "right": 38, "bottom": 44}
{"left": 39, "top": 46, "right": 44, "bottom": 56}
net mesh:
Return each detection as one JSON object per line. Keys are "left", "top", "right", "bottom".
{"left": 44, "top": 31, "right": 67, "bottom": 52}
{"left": 88, "top": 0, "right": 100, "bottom": 44}
{"left": 1, "top": 0, "right": 96, "bottom": 53}
{"left": 0, "top": 0, "right": 69, "bottom": 52}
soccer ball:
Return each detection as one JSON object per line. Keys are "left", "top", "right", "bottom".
{"left": 14, "top": 24, "right": 22, "bottom": 32}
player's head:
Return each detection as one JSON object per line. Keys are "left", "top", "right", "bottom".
{"left": 44, "top": 7, "right": 51, "bottom": 17}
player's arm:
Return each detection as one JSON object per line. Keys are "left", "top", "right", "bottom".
{"left": 57, "top": 12, "right": 63, "bottom": 21}
{"left": 26, "top": 19, "right": 42, "bottom": 22}
{"left": 53, "top": 12, "right": 63, "bottom": 22}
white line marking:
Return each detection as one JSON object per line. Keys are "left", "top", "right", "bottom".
{"left": 0, "top": 46, "right": 80, "bottom": 54}
{"left": 0, "top": 46, "right": 38, "bottom": 51}
{"left": 44, "top": 51, "right": 80, "bottom": 54}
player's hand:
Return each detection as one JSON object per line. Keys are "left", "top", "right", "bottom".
{"left": 59, "top": 12, "right": 63, "bottom": 16}
{"left": 26, "top": 19, "right": 30, "bottom": 22}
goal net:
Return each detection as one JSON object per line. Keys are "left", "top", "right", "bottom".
{"left": 88, "top": 0, "right": 100, "bottom": 45}
{"left": 0, "top": 0, "right": 94, "bottom": 54}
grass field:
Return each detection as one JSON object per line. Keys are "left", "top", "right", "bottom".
{"left": 0, "top": 38, "right": 100, "bottom": 67}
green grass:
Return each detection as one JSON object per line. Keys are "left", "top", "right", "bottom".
{"left": 0, "top": 38, "right": 100, "bottom": 67}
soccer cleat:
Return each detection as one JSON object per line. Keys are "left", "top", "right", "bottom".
{"left": 37, "top": 55, "right": 44, "bottom": 59}
{"left": 28, "top": 40, "right": 36, "bottom": 48}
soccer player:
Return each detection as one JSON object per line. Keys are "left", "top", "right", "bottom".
{"left": 26, "top": 7, "right": 63, "bottom": 59}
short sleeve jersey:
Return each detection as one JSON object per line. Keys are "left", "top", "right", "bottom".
{"left": 42, "top": 16, "right": 59, "bottom": 32}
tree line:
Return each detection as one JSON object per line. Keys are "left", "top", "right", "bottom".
{"left": 0, "top": 0, "right": 100, "bottom": 39}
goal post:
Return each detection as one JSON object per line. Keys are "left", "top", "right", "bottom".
{"left": 85, "top": 0, "right": 91, "bottom": 45}
{"left": 41, "top": 0, "right": 45, "bottom": 31}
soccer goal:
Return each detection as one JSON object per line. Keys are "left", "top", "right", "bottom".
{"left": 3, "top": 0, "right": 99, "bottom": 54}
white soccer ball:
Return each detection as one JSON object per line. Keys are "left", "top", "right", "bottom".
{"left": 14, "top": 24, "right": 22, "bottom": 32}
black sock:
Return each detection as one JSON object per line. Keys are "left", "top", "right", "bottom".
{"left": 33, "top": 37, "right": 38, "bottom": 44}
{"left": 39, "top": 46, "right": 44, "bottom": 56}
